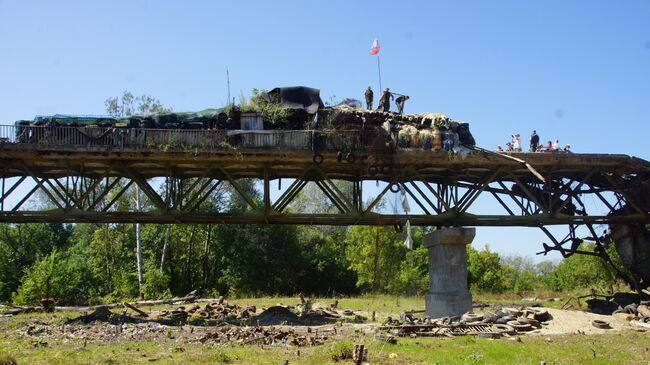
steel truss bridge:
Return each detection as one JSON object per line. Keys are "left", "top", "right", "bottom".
{"left": 0, "top": 125, "right": 649, "bottom": 263}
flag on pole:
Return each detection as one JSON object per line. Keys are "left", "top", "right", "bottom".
{"left": 370, "top": 38, "right": 380, "bottom": 55}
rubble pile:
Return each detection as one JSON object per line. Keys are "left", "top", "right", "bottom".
{"left": 610, "top": 301, "right": 650, "bottom": 329}
{"left": 380, "top": 307, "right": 552, "bottom": 339}
{"left": 62, "top": 296, "right": 360, "bottom": 328}
{"left": 196, "top": 325, "right": 329, "bottom": 347}
{"left": 155, "top": 299, "right": 255, "bottom": 323}
{"left": 584, "top": 291, "right": 650, "bottom": 326}
{"left": 319, "top": 107, "right": 476, "bottom": 150}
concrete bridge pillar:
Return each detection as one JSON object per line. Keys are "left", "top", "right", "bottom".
{"left": 423, "top": 227, "right": 475, "bottom": 318}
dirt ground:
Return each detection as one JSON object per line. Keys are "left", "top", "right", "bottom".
{"left": 1, "top": 304, "right": 645, "bottom": 347}
{"left": 531, "top": 308, "right": 632, "bottom": 336}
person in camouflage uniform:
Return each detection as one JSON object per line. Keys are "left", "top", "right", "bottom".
{"left": 377, "top": 88, "right": 393, "bottom": 112}
{"left": 364, "top": 86, "right": 374, "bottom": 110}
{"left": 395, "top": 95, "right": 409, "bottom": 114}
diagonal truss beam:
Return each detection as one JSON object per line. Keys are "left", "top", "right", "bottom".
{"left": 497, "top": 181, "right": 533, "bottom": 216}
{"left": 457, "top": 168, "right": 502, "bottom": 213}
{"left": 551, "top": 168, "right": 596, "bottom": 215}
{"left": 0, "top": 176, "right": 27, "bottom": 208}
{"left": 216, "top": 166, "right": 258, "bottom": 211}
{"left": 101, "top": 180, "right": 134, "bottom": 212}
{"left": 123, "top": 168, "right": 167, "bottom": 211}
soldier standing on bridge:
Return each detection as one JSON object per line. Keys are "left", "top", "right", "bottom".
{"left": 364, "top": 86, "right": 374, "bottom": 110}
{"left": 377, "top": 88, "right": 393, "bottom": 112}
{"left": 529, "top": 130, "right": 539, "bottom": 152}
{"left": 395, "top": 95, "right": 410, "bottom": 114}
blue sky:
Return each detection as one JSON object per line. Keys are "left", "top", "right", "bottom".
{"left": 1, "top": 0, "right": 649, "bottom": 260}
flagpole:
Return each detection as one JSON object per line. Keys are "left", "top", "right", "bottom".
{"left": 377, "top": 55, "right": 382, "bottom": 91}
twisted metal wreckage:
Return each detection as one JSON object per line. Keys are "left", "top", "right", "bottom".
{"left": 1, "top": 86, "right": 649, "bottom": 290}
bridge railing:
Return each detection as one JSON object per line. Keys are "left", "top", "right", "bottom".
{"left": 0, "top": 125, "right": 375, "bottom": 152}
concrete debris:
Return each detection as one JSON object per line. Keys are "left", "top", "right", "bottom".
{"left": 65, "top": 297, "right": 361, "bottom": 327}
{"left": 196, "top": 325, "right": 328, "bottom": 347}
{"left": 584, "top": 291, "right": 650, "bottom": 316}
{"left": 381, "top": 306, "right": 552, "bottom": 338}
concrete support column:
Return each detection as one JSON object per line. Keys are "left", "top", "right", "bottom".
{"left": 423, "top": 227, "right": 475, "bottom": 318}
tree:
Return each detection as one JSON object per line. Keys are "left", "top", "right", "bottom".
{"left": 12, "top": 244, "right": 97, "bottom": 305}
{"left": 345, "top": 226, "right": 407, "bottom": 292}
{"left": 294, "top": 229, "right": 357, "bottom": 296}
{"left": 501, "top": 254, "right": 539, "bottom": 293}
{"left": 104, "top": 91, "right": 171, "bottom": 118}
{"left": 467, "top": 245, "right": 507, "bottom": 293}
{"left": 0, "top": 223, "right": 73, "bottom": 302}
{"left": 391, "top": 244, "right": 428, "bottom": 295}
{"left": 547, "top": 243, "right": 619, "bottom": 292}
{"left": 104, "top": 91, "right": 171, "bottom": 298}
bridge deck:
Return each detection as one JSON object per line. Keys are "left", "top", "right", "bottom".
{"left": 1, "top": 143, "right": 648, "bottom": 182}
{"left": 0, "top": 126, "right": 648, "bottom": 227}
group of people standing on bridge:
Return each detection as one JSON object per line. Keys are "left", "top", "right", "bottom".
{"left": 364, "top": 86, "right": 410, "bottom": 114}
{"left": 497, "top": 130, "right": 572, "bottom": 153}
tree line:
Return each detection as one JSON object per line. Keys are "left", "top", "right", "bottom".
{"left": 0, "top": 218, "right": 624, "bottom": 306}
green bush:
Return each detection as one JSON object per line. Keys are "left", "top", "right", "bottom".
{"left": 328, "top": 341, "right": 354, "bottom": 361}
{"left": 248, "top": 88, "right": 289, "bottom": 126}
{"left": 104, "top": 270, "right": 139, "bottom": 303}
{"left": 546, "top": 243, "right": 618, "bottom": 291}
{"left": 141, "top": 270, "right": 171, "bottom": 300}
{"left": 467, "top": 245, "right": 507, "bottom": 293}
{"left": 12, "top": 245, "right": 96, "bottom": 305}
{"left": 345, "top": 226, "right": 407, "bottom": 292}
{"left": 390, "top": 245, "right": 428, "bottom": 295}
{"left": 512, "top": 269, "right": 537, "bottom": 293}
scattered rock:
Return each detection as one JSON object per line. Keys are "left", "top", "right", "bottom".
{"left": 591, "top": 320, "right": 611, "bottom": 329}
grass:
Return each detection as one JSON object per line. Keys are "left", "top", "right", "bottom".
{"left": 1, "top": 295, "right": 647, "bottom": 364}
{"left": 1, "top": 332, "right": 648, "bottom": 364}
{"left": 228, "top": 295, "right": 424, "bottom": 322}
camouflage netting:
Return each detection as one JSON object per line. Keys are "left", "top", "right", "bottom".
{"left": 16, "top": 107, "right": 475, "bottom": 147}
{"left": 13, "top": 85, "right": 476, "bottom": 149}
{"left": 117, "top": 108, "right": 227, "bottom": 129}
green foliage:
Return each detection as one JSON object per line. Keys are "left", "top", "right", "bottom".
{"left": 391, "top": 245, "right": 428, "bottom": 295}
{"left": 212, "top": 223, "right": 304, "bottom": 296}
{"left": 0, "top": 223, "right": 73, "bottom": 302}
{"left": 512, "top": 269, "right": 537, "bottom": 292}
{"left": 247, "top": 88, "right": 289, "bottom": 125}
{"left": 141, "top": 270, "right": 171, "bottom": 300}
{"left": 103, "top": 271, "right": 139, "bottom": 303}
{"left": 12, "top": 244, "right": 96, "bottom": 305}
{"left": 327, "top": 341, "right": 354, "bottom": 361}
{"left": 295, "top": 230, "right": 357, "bottom": 296}
{"left": 88, "top": 224, "right": 137, "bottom": 299}
{"left": 545, "top": 243, "right": 618, "bottom": 291}
{"left": 238, "top": 90, "right": 256, "bottom": 113}
{"left": 500, "top": 255, "right": 548, "bottom": 293}
{"left": 345, "top": 226, "right": 407, "bottom": 292}
{"left": 467, "top": 245, "right": 507, "bottom": 293}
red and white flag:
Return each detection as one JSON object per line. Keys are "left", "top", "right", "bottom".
{"left": 369, "top": 38, "right": 380, "bottom": 55}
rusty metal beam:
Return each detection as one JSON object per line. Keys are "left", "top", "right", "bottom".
{"left": 0, "top": 211, "right": 645, "bottom": 226}
{"left": 123, "top": 169, "right": 166, "bottom": 211}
